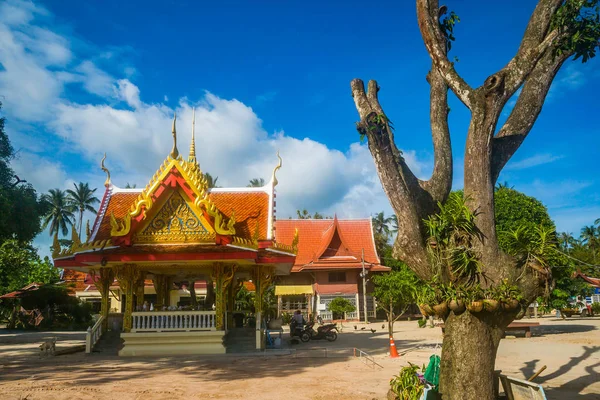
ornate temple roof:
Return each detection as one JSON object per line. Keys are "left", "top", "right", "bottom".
{"left": 52, "top": 113, "right": 296, "bottom": 271}
{"left": 274, "top": 217, "right": 389, "bottom": 272}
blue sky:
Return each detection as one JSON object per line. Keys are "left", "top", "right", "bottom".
{"left": 0, "top": 0, "right": 599, "bottom": 257}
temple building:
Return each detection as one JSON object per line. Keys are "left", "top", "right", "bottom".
{"left": 53, "top": 113, "right": 297, "bottom": 356}
{"left": 54, "top": 112, "right": 388, "bottom": 356}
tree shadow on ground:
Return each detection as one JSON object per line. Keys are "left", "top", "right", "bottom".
{"left": 532, "top": 324, "right": 597, "bottom": 337}
{"left": 518, "top": 346, "right": 600, "bottom": 399}
{"left": 0, "top": 336, "right": 421, "bottom": 387}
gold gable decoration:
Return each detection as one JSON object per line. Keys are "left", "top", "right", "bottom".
{"left": 134, "top": 191, "right": 215, "bottom": 244}
{"left": 109, "top": 153, "right": 236, "bottom": 238}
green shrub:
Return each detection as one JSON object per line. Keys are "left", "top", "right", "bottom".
{"left": 591, "top": 302, "right": 600, "bottom": 315}
{"left": 327, "top": 297, "right": 355, "bottom": 319}
{"left": 390, "top": 363, "right": 426, "bottom": 400}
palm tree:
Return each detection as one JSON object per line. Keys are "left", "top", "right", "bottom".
{"left": 580, "top": 225, "right": 598, "bottom": 246}
{"left": 203, "top": 172, "right": 219, "bottom": 189}
{"left": 66, "top": 182, "right": 100, "bottom": 239}
{"left": 297, "top": 209, "right": 310, "bottom": 219}
{"left": 41, "top": 189, "right": 76, "bottom": 237}
{"left": 595, "top": 217, "right": 600, "bottom": 226}
{"left": 247, "top": 178, "right": 265, "bottom": 187}
{"left": 557, "top": 232, "right": 575, "bottom": 252}
{"left": 372, "top": 212, "right": 392, "bottom": 236}
{"left": 125, "top": 183, "right": 137, "bottom": 188}
{"left": 390, "top": 214, "right": 399, "bottom": 235}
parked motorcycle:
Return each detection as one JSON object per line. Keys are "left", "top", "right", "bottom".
{"left": 300, "top": 321, "right": 338, "bottom": 342}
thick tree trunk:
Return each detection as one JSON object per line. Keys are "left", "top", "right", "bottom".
{"left": 439, "top": 312, "right": 512, "bottom": 400}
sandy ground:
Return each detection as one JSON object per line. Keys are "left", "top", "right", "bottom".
{"left": 0, "top": 316, "right": 599, "bottom": 400}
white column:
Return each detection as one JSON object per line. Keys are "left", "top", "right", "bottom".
{"left": 355, "top": 293, "right": 361, "bottom": 321}
{"left": 316, "top": 294, "right": 321, "bottom": 316}
{"left": 255, "top": 311, "right": 262, "bottom": 350}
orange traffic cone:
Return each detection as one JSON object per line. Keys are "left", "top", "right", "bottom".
{"left": 389, "top": 336, "right": 399, "bottom": 358}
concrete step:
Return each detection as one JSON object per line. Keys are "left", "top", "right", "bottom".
{"left": 92, "top": 330, "right": 122, "bottom": 355}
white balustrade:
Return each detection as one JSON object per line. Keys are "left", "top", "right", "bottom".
{"left": 131, "top": 311, "right": 216, "bottom": 332}
{"left": 86, "top": 315, "right": 105, "bottom": 353}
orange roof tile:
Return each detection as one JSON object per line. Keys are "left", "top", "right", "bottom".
{"left": 208, "top": 191, "right": 269, "bottom": 239}
{"left": 93, "top": 191, "right": 140, "bottom": 241}
{"left": 275, "top": 219, "right": 381, "bottom": 270}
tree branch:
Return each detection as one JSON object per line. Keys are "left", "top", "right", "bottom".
{"left": 494, "top": 0, "right": 563, "bottom": 98}
{"left": 421, "top": 60, "right": 452, "bottom": 205}
{"left": 350, "top": 79, "right": 432, "bottom": 279}
{"left": 416, "top": 0, "right": 474, "bottom": 108}
{"left": 491, "top": 49, "right": 572, "bottom": 183}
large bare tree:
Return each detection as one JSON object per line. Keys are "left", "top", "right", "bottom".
{"left": 351, "top": 1, "right": 599, "bottom": 399}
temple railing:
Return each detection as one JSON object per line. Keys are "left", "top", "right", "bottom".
{"left": 131, "top": 311, "right": 216, "bottom": 332}
{"left": 86, "top": 315, "right": 105, "bottom": 353}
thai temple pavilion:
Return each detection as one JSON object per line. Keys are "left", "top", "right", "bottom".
{"left": 52, "top": 113, "right": 298, "bottom": 356}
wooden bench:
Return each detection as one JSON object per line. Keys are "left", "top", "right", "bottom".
{"left": 440, "top": 322, "right": 540, "bottom": 338}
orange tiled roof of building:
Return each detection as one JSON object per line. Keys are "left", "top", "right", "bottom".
{"left": 90, "top": 188, "right": 270, "bottom": 242}
{"left": 209, "top": 191, "right": 269, "bottom": 239}
{"left": 275, "top": 218, "right": 382, "bottom": 271}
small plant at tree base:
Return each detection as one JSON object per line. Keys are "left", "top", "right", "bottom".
{"left": 389, "top": 363, "right": 426, "bottom": 400}
{"left": 591, "top": 302, "right": 600, "bottom": 315}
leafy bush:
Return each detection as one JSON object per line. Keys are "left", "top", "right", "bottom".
{"left": 17, "top": 284, "right": 93, "bottom": 330}
{"left": 592, "top": 302, "right": 600, "bottom": 315}
{"left": 327, "top": 297, "right": 356, "bottom": 318}
{"left": 281, "top": 311, "right": 292, "bottom": 324}
{"left": 390, "top": 363, "right": 426, "bottom": 400}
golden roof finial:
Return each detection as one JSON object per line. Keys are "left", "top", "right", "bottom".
{"left": 189, "top": 107, "right": 197, "bottom": 164}
{"left": 271, "top": 150, "right": 282, "bottom": 187}
{"left": 101, "top": 153, "right": 111, "bottom": 187}
{"left": 170, "top": 112, "right": 179, "bottom": 159}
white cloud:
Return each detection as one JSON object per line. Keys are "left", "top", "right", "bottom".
{"left": 505, "top": 153, "right": 565, "bottom": 170}
{"left": 0, "top": 0, "right": 435, "bottom": 258}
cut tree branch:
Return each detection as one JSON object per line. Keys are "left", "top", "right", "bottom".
{"left": 491, "top": 49, "right": 572, "bottom": 183}
{"left": 416, "top": 0, "right": 474, "bottom": 108}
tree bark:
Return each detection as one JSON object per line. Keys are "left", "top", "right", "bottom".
{"left": 439, "top": 311, "right": 512, "bottom": 400}
{"left": 189, "top": 281, "right": 198, "bottom": 308}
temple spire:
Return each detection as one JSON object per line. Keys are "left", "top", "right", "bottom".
{"left": 101, "top": 153, "right": 111, "bottom": 187}
{"left": 189, "top": 107, "right": 197, "bottom": 164}
{"left": 170, "top": 113, "right": 179, "bottom": 159}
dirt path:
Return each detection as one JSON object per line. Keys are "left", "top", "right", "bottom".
{"left": 0, "top": 316, "right": 598, "bottom": 399}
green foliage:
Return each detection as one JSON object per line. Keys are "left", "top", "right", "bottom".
{"left": 41, "top": 189, "right": 76, "bottom": 237}
{"left": 591, "top": 302, "right": 600, "bottom": 314}
{"left": 439, "top": 8, "right": 461, "bottom": 53}
{"left": 551, "top": 0, "right": 600, "bottom": 62}
{"left": 501, "top": 225, "right": 558, "bottom": 269}
{"left": 0, "top": 240, "right": 60, "bottom": 295}
{"left": 423, "top": 192, "right": 482, "bottom": 284}
{"left": 296, "top": 209, "right": 330, "bottom": 219}
{"left": 247, "top": 178, "right": 265, "bottom": 187}
{"left": 389, "top": 363, "right": 426, "bottom": 400}
{"left": 66, "top": 182, "right": 99, "bottom": 236}
{"left": 235, "top": 285, "right": 254, "bottom": 311}
{"left": 281, "top": 311, "right": 293, "bottom": 324}
{"left": 17, "top": 284, "right": 93, "bottom": 330}
{"left": 494, "top": 187, "right": 555, "bottom": 252}
{"left": 372, "top": 265, "right": 419, "bottom": 319}
{"left": 327, "top": 297, "right": 356, "bottom": 315}
{"left": 0, "top": 103, "right": 47, "bottom": 243}
{"left": 202, "top": 172, "right": 219, "bottom": 188}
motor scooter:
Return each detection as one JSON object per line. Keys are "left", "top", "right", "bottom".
{"left": 300, "top": 321, "right": 338, "bottom": 342}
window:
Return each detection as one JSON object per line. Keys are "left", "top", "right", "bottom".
{"left": 328, "top": 271, "right": 346, "bottom": 283}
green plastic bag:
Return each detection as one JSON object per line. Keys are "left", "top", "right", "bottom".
{"left": 423, "top": 354, "right": 441, "bottom": 390}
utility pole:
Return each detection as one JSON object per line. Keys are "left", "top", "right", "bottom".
{"left": 362, "top": 248, "right": 368, "bottom": 323}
